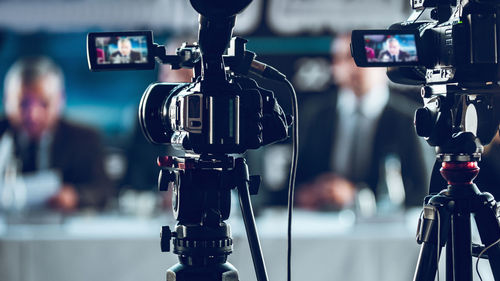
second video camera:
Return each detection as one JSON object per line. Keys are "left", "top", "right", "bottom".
{"left": 351, "top": 0, "right": 500, "bottom": 85}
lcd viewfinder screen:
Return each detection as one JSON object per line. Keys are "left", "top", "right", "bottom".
{"left": 363, "top": 34, "right": 418, "bottom": 63}
{"left": 94, "top": 35, "right": 149, "bottom": 65}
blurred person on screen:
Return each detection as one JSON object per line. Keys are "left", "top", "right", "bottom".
{"left": 378, "top": 37, "right": 411, "bottom": 62}
{"left": 296, "top": 34, "right": 428, "bottom": 213}
{"left": 0, "top": 56, "right": 112, "bottom": 212}
{"left": 110, "top": 37, "right": 142, "bottom": 64}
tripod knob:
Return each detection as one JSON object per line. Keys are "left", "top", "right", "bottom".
{"left": 158, "top": 169, "right": 176, "bottom": 192}
{"left": 421, "top": 86, "right": 433, "bottom": 98}
{"left": 161, "top": 225, "right": 173, "bottom": 252}
{"left": 415, "top": 107, "right": 433, "bottom": 137}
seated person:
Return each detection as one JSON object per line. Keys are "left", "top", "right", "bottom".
{"left": 110, "top": 37, "right": 142, "bottom": 64}
{"left": 0, "top": 56, "right": 112, "bottom": 212}
{"left": 296, "top": 35, "right": 429, "bottom": 212}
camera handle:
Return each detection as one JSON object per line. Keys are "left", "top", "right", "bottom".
{"left": 152, "top": 43, "right": 201, "bottom": 70}
{"left": 152, "top": 36, "right": 286, "bottom": 83}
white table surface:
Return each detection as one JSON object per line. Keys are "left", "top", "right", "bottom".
{"left": 0, "top": 209, "right": 494, "bottom": 281}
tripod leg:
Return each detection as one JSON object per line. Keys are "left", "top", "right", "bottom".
{"left": 234, "top": 158, "right": 269, "bottom": 281}
{"left": 473, "top": 192, "right": 500, "bottom": 280}
{"left": 446, "top": 199, "right": 473, "bottom": 281}
{"left": 414, "top": 196, "right": 451, "bottom": 281}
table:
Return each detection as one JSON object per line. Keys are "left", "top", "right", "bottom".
{"left": 0, "top": 209, "right": 494, "bottom": 281}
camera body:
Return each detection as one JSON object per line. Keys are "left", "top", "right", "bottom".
{"left": 351, "top": 0, "right": 500, "bottom": 149}
{"left": 139, "top": 75, "right": 288, "bottom": 155}
{"left": 351, "top": 0, "right": 500, "bottom": 85}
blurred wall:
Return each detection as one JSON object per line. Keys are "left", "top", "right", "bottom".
{"left": 0, "top": 0, "right": 411, "bottom": 142}
{"left": 0, "top": 0, "right": 414, "bottom": 191}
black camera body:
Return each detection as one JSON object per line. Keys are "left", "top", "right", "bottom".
{"left": 351, "top": 0, "right": 500, "bottom": 86}
{"left": 139, "top": 75, "right": 288, "bottom": 154}
{"left": 351, "top": 0, "right": 500, "bottom": 148}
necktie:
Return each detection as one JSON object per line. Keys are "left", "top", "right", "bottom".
{"left": 347, "top": 105, "right": 364, "bottom": 182}
{"left": 22, "top": 140, "right": 38, "bottom": 173}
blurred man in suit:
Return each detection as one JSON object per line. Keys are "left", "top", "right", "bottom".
{"left": 110, "top": 37, "right": 142, "bottom": 64}
{"left": 378, "top": 37, "right": 411, "bottom": 62}
{"left": 296, "top": 35, "right": 428, "bottom": 211}
{"left": 0, "top": 56, "right": 112, "bottom": 212}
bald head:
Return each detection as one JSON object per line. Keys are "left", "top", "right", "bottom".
{"left": 4, "top": 57, "right": 65, "bottom": 139}
{"left": 386, "top": 37, "right": 401, "bottom": 56}
{"left": 117, "top": 38, "right": 132, "bottom": 57}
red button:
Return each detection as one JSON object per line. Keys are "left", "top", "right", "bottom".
{"left": 157, "top": 156, "right": 175, "bottom": 167}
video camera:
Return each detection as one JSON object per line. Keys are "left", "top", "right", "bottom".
{"left": 351, "top": 0, "right": 500, "bottom": 148}
{"left": 352, "top": 0, "right": 500, "bottom": 86}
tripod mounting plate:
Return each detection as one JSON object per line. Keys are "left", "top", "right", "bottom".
{"left": 157, "top": 155, "right": 236, "bottom": 171}
{"left": 437, "top": 153, "right": 481, "bottom": 162}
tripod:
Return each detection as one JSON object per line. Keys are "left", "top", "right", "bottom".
{"left": 413, "top": 85, "right": 500, "bottom": 281}
{"left": 157, "top": 154, "right": 269, "bottom": 281}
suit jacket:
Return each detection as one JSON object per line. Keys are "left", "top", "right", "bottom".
{"left": 297, "top": 91, "right": 428, "bottom": 207}
{"left": 378, "top": 50, "right": 412, "bottom": 62}
{"left": 110, "top": 50, "right": 142, "bottom": 63}
{"left": 0, "top": 119, "right": 112, "bottom": 209}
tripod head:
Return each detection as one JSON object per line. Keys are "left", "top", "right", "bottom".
{"left": 413, "top": 83, "right": 500, "bottom": 195}
{"left": 157, "top": 153, "right": 266, "bottom": 281}
{"left": 414, "top": 84, "right": 500, "bottom": 156}
{"left": 158, "top": 154, "right": 234, "bottom": 268}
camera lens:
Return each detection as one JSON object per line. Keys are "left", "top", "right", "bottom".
{"left": 139, "top": 83, "right": 188, "bottom": 144}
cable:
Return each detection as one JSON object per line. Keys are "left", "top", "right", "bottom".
{"left": 436, "top": 208, "right": 441, "bottom": 281}
{"left": 249, "top": 60, "right": 298, "bottom": 281}
{"left": 283, "top": 78, "right": 298, "bottom": 281}
{"left": 475, "top": 236, "right": 500, "bottom": 281}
